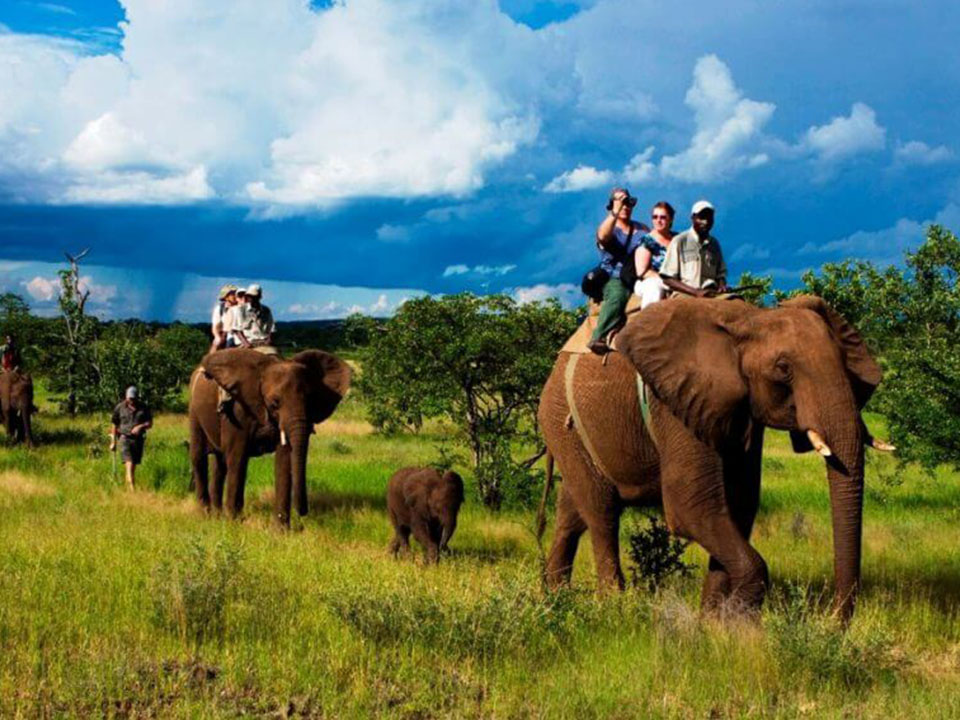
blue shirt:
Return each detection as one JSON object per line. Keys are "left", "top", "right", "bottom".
{"left": 638, "top": 233, "right": 671, "bottom": 272}
{"left": 598, "top": 221, "right": 644, "bottom": 279}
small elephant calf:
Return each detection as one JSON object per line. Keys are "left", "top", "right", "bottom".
{"left": 387, "top": 467, "right": 464, "bottom": 563}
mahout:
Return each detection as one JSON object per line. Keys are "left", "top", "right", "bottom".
{"left": 387, "top": 467, "right": 464, "bottom": 563}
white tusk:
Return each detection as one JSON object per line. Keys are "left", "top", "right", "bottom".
{"left": 870, "top": 437, "right": 896, "bottom": 452}
{"left": 806, "top": 429, "right": 832, "bottom": 457}
{"left": 280, "top": 430, "right": 287, "bottom": 446}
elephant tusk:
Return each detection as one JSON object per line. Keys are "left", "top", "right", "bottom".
{"left": 806, "top": 429, "right": 832, "bottom": 457}
{"left": 869, "top": 437, "right": 896, "bottom": 452}
{"left": 280, "top": 430, "right": 288, "bottom": 446}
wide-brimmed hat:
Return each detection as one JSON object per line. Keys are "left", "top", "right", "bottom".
{"left": 218, "top": 283, "right": 238, "bottom": 300}
{"left": 245, "top": 283, "right": 262, "bottom": 297}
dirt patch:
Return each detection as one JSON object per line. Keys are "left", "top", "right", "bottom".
{"left": 0, "top": 471, "right": 55, "bottom": 498}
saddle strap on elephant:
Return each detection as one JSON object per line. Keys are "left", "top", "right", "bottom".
{"left": 563, "top": 354, "right": 659, "bottom": 479}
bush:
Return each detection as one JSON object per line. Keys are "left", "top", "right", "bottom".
{"left": 625, "top": 513, "right": 694, "bottom": 594}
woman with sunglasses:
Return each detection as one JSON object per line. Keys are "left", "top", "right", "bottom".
{"left": 632, "top": 201, "right": 676, "bottom": 309}
{"left": 588, "top": 187, "right": 650, "bottom": 354}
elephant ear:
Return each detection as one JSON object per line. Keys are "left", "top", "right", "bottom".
{"left": 201, "top": 349, "right": 275, "bottom": 424}
{"left": 618, "top": 298, "right": 750, "bottom": 449}
{"left": 291, "top": 350, "right": 352, "bottom": 424}
{"left": 778, "top": 295, "right": 882, "bottom": 409}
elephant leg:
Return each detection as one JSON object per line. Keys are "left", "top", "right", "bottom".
{"left": 190, "top": 418, "right": 210, "bottom": 510}
{"left": 545, "top": 485, "right": 587, "bottom": 588}
{"left": 388, "top": 524, "right": 410, "bottom": 556}
{"left": 586, "top": 507, "right": 625, "bottom": 592}
{"left": 410, "top": 513, "right": 439, "bottom": 564}
{"left": 211, "top": 452, "right": 226, "bottom": 512}
{"left": 274, "top": 443, "right": 293, "bottom": 527}
{"left": 701, "top": 426, "right": 765, "bottom": 612}
{"left": 223, "top": 441, "right": 250, "bottom": 518}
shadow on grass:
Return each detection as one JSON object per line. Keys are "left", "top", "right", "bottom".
{"left": 31, "top": 426, "right": 92, "bottom": 446}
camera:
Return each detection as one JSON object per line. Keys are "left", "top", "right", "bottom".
{"left": 606, "top": 190, "right": 637, "bottom": 211}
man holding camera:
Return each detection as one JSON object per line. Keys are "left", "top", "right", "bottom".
{"left": 588, "top": 187, "right": 649, "bottom": 354}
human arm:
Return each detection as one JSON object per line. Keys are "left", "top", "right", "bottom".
{"left": 716, "top": 246, "right": 728, "bottom": 292}
{"left": 635, "top": 245, "right": 654, "bottom": 280}
{"left": 596, "top": 197, "right": 624, "bottom": 246}
{"left": 659, "top": 236, "right": 711, "bottom": 298}
{"left": 130, "top": 408, "right": 153, "bottom": 436}
{"left": 661, "top": 276, "right": 713, "bottom": 298}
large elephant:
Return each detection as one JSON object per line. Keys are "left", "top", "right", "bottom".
{"left": 0, "top": 371, "right": 36, "bottom": 447}
{"left": 189, "top": 348, "right": 351, "bottom": 526}
{"left": 537, "top": 295, "right": 886, "bottom": 622}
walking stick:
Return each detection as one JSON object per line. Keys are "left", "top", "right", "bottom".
{"left": 112, "top": 437, "right": 118, "bottom": 485}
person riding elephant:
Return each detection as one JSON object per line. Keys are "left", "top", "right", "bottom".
{"left": 189, "top": 348, "right": 351, "bottom": 526}
{"left": 537, "top": 295, "right": 890, "bottom": 624}
{"left": 0, "top": 369, "right": 35, "bottom": 447}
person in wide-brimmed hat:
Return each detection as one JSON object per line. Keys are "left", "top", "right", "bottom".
{"left": 210, "top": 283, "right": 240, "bottom": 353}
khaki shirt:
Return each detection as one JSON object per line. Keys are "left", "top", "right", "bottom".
{"left": 241, "top": 303, "right": 275, "bottom": 345}
{"left": 659, "top": 229, "right": 727, "bottom": 289}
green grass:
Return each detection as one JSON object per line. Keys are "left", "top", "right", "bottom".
{"left": 1, "top": 385, "right": 959, "bottom": 717}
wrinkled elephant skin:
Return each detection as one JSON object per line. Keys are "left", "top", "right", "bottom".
{"left": 387, "top": 467, "right": 464, "bottom": 563}
{"left": 538, "top": 296, "right": 881, "bottom": 623}
{"left": 0, "top": 371, "right": 35, "bottom": 448}
{"left": 188, "top": 348, "right": 350, "bottom": 526}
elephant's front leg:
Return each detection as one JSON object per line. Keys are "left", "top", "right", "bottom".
{"left": 274, "top": 442, "right": 293, "bottom": 527}
{"left": 223, "top": 439, "right": 251, "bottom": 518}
{"left": 701, "top": 426, "right": 764, "bottom": 612}
{"left": 189, "top": 418, "right": 210, "bottom": 510}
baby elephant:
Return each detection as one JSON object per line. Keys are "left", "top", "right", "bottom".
{"left": 387, "top": 467, "right": 464, "bottom": 563}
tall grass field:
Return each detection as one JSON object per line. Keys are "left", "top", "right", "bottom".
{"left": 1, "top": 381, "right": 959, "bottom": 718}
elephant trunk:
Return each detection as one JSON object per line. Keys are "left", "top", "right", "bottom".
{"left": 808, "top": 389, "right": 864, "bottom": 625}
{"left": 287, "top": 418, "right": 311, "bottom": 517}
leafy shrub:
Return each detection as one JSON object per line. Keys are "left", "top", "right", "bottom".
{"left": 625, "top": 513, "right": 694, "bottom": 594}
{"left": 148, "top": 537, "right": 243, "bottom": 649}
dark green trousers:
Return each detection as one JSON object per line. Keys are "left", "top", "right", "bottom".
{"left": 590, "top": 278, "right": 630, "bottom": 342}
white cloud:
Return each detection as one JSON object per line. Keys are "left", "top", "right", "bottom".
{"left": 659, "top": 55, "right": 774, "bottom": 183}
{"left": 24, "top": 276, "right": 57, "bottom": 301}
{"left": 375, "top": 224, "right": 411, "bottom": 242}
{"left": 78, "top": 274, "right": 117, "bottom": 303}
{"left": 729, "top": 243, "right": 771, "bottom": 262}
{"left": 512, "top": 282, "right": 581, "bottom": 307}
{"left": 800, "top": 216, "right": 925, "bottom": 262}
{"left": 1, "top": 0, "right": 554, "bottom": 207}
{"left": 894, "top": 140, "right": 953, "bottom": 166}
{"left": 370, "top": 294, "right": 389, "bottom": 313}
{"left": 544, "top": 165, "right": 614, "bottom": 193}
{"left": 802, "top": 102, "right": 885, "bottom": 162}
{"left": 287, "top": 300, "right": 341, "bottom": 317}
{"left": 60, "top": 166, "right": 214, "bottom": 204}
{"left": 622, "top": 146, "right": 657, "bottom": 185}
{"left": 442, "top": 264, "right": 471, "bottom": 277}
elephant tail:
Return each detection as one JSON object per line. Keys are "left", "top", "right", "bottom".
{"left": 535, "top": 451, "right": 555, "bottom": 541}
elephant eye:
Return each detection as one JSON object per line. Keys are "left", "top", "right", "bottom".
{"left": 268, "top": 397, "right": 281, "bottom": 410}
{"left": 774, "top": 357, "right": 792, "bottom": 382}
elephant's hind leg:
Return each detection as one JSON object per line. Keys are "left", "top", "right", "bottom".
{"left": 546, "top": 485, "right": 587, "bottom": 588}
{"left": 211, "top": 452, "right": 226, "bottom": 512}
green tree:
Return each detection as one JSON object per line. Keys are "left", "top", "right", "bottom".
{"left": 360, "top": 293, "right": 579, "bottom": 508}
{"left": 799, "top": 224, "right": 960, "bottom": 469}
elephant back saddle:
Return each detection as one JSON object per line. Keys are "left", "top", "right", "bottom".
{"left": 560, "top": 294, "right": 643, "bottom": 354}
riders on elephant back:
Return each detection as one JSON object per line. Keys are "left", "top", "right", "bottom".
{"left": 579, "top": 191, "right": 729, "bottom": 355}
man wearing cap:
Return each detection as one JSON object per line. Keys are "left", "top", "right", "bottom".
{"left": 210, "top": 284, "right": 240, "bottom": 353}
{"left": 659, "top": 200, "right": 728, "bottom": 298}
{"left": 110, "top": 386, "right": 153, "bottom": 491}
{"left": 588, "top": 187, "right": 650, "bottom": 354}
{"left": 234, "top": 284, "right": 275, "bottom": 350}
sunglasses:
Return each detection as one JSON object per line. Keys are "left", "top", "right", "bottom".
{"left": 652, "top": 214, "right": 670, "bottom": 220}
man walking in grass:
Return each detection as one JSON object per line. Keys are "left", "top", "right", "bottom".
{"left": 110, "top": 386, "right": 153, "bottom": 491}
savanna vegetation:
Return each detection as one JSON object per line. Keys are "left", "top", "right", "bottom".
{"left": 1, "top": 228, "right": 958, "bottom": 717}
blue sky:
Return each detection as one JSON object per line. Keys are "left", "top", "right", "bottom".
{"left": 1, "top": 0, "right": 958, "bottom": 321}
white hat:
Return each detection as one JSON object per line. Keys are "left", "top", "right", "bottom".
{"left": 245, "top": 283, "right": 262, "bottom": 297}
{"left": 125, "top": 385, "right": 138, "bottom": 400}
{"left": 691, "top": 200, "right": 715, "bottom": 215}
